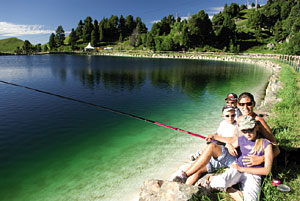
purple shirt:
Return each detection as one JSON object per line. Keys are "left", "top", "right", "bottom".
{"left": 237, "top": 135, "right": 271, "bottom": 168}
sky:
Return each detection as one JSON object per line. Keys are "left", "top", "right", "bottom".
{"left": 0, "top": 0, "right": 264, "bottom": 44}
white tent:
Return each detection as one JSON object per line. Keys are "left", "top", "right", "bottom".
{"left": 84, "top": 42, "right": 95, "bottom": 51}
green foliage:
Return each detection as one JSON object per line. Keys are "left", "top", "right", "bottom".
{"left": 188, "top": 10, "right": 213, "bottom": 47}
{"left": 0, "top": 37, "right": 24, "bottom": 53}
{"left": 49, "top": 33, "right": 56, "bottom": 50}
{"left": 55, "top": 25, "right": 65, "bottom": 46}
{"left": 268, "top": 64, "right": 300, "bottom": 148}
{"left": 83, "top": 16, "right": 93, "bottom": 43}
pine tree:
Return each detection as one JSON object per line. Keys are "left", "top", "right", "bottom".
{"left": 49, "top": 33, "right": 56, "bottom": 50}
{"left": 55, "top": 26, "right": 65, "bottom": 47}
{"left": 83, "top": 16, "right": 93, "bottom": 42}
{"left": 76, "top": 20, "right": 84, "bottom": 41}
{"left": 68, "top": 28, "right": 77, "bottom": 45}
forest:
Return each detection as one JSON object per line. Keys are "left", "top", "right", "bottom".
{"left": 17, "top": 0, "right": 300, "bottom": 55}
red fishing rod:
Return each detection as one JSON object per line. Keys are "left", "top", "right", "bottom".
{"left": 0, "top": 80, "right": 207, "bottom": 139}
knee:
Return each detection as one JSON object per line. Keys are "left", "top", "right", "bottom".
{"left": 207, "top": 143, "right": 218, "bottom": 150}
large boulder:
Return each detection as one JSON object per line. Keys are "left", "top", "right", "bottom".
{"left": 139, "top": 179, "right": 209, "bottom": 201}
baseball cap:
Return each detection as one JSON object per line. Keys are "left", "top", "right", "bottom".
{"left": 238, "top": 115, "right": 256, "bottom": 131}
{"left": 225, "top": 93, "right": 238, "bottom": 101}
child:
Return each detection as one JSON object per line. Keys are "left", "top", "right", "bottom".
{"left": 173, "top": 105, "right": 237, "bottom": 185}
{"left": 224, "top": 93, "right": 242, "bottom": 119}
{"left": 207, "top": 115, "right": 273, "bottom": 201}
{"left": 190, "top": 93, "right": 241, "bottom": 161}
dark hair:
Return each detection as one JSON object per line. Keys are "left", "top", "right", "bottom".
{"left": 238, "top": 92, "right": 255, "bottom": 103}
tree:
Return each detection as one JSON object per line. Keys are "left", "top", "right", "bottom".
{"left": 83, "top": 16, "right": 93, "bottom": 42}
{"left": 68, "top": 28, "right": 77, "bottom": 46}
{"left": 55, "top": 26, "right": 65, "bottom": 47}
{"left": 212, "top": 12, "right": 224, "bottom": 36}
{"left": 145, "top": 32, "right": 155, "bottom": 49}
{"left": 129, "top": 28, "right": 140, "bottom": 47}
{"left": 224, "top": 3, "right": 240, "bottom": 18}
{"left": 287, "top": 32, "right": 300, "bottom": 55}
{"left": 99, "top": 19, "right": 106, "bottom": 42}
{"left": 274, "top": 20, "right": 287, "bottom": 42}
{"left": 76, "top": 20, "right": 84, "bottom": 40}
{"left": 135, "top": 17, "right": 147, "bottom": 34}
{"left": 49, "top": 33, "right": 56, "bottom": 50}
{"left": 119, "top": 15, "right": 126, "bottom": 38}
{"left": 188, "top": 10, "right": 213, "bottom": 47}
{"left": 108, "top": 15, "right": 119, "bottom": 41}
{"left": 36, "top": 44, "right": 42, "bottom": 52}
{"left": 161, "top": 36, "right": 174, "bottom": 51}
{"left": 125, "top": 15, "right": 135, "bottom": 37}
{"left": 22, "top": 40, "right": 32, "bottom": 54}
{"left": 93, "top": 20, "right": 99, "bottom": 45}
{"left": 91, "top": 30, "right": 97, "bottom": 46}
{"left": 42, "top": 45, "right": 49, "bottom": 52}
{"left": 248, "top": 10, "right": 263, "bottom": 30}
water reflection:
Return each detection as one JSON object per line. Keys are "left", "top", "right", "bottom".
{"left": 59, "top": 56, "right": 265, "bottom": 99}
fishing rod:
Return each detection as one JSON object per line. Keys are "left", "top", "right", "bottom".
{"left": 0, "top": 80, "right": 207, "bottom": 139}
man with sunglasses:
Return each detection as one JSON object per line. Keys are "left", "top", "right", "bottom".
{"left": 225, "top": 93, "right": 242, "bottom": 119}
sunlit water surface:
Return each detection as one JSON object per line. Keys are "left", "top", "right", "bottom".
{"left": 0, "top": 55, "right": 271, "bottom": 201}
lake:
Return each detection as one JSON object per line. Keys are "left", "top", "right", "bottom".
{"left": 0, "top": 55, "right": 271, "bottom": 201}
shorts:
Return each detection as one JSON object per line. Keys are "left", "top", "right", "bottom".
{"left": 206, "top": 145, "right": 237, "bottom": 173}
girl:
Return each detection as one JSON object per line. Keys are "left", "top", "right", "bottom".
{"left": 208, "top": 115, "right": 273, "bottom": 201}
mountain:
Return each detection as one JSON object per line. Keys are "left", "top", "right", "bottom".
{"left": 0, "top": 37, "right": 24, "bottom": 53}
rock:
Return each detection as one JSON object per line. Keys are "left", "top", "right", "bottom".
{"left": 267, "top": 43, "right": 275, "bottom": 48}
{"left": 139, "top": 179, "right": 209, "bottom": 201}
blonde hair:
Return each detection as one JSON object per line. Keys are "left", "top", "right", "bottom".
{"left": 249, "top": 128, "right": 265, "bottom": 155}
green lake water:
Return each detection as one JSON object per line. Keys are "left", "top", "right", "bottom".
{"left": 0, "top": 55, "right": 271, "bottom": 201}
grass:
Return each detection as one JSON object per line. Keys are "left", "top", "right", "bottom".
{"left": 255, "top": 62, "right": 300, "bottom": 201}
{"left": 268, "top": 63, "right": 300, "bottom": 148}
{"left": 0, "top": 37, "right": 24, "bottom": 53}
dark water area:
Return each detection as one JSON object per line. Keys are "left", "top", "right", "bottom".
{"left": 0, "top": 55, "right": 271, "bottom": 201}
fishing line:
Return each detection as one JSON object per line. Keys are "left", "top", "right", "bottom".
{"left": 0, "top": 80, "right": 206, "bottom": 139}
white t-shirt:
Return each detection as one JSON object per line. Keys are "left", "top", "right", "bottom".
{"left": 217, "top": 120, "right": 236, "bottom": 137}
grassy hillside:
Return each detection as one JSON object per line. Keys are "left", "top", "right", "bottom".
{"left": 0, "top": 37, "right": 24, "bottom": 53}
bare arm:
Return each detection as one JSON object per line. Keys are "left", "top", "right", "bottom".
{"left": 206, "top": 134, "right": 234, "bottom": 144}
{"left": 232, "top": 144, "right": 273, "bottom": 175}
{"left": 256, "top": 115, "right": 276, "bottom": 144}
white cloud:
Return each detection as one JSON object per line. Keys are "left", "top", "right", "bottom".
{"left": 0, "top": 21, "right": 54, "bottom": 37}
{"left": 150, "top": 16, "right": 190, "bottom": 24}
{"left": 207, "top": 7, "right": 224, "bottom": 15}
{"left": 150, "top": 20, "right": 161, "bottom": 24}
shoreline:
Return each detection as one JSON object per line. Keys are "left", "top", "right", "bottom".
{"left": 92, "top": 51, "right": 283, "bottom": 113}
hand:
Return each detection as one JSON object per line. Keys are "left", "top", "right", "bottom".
{"left": 226, "top": 143, "right": 238, "bottom": 156}
{"left": 230, "top": 163, "right": 240, "bottom": 170}
{"left": 242, "top": 155, "right": 264, "bottom": 167}
{"left": 205, "top": 134, "right": 215, "bottom": 142}
{"left": 231, "top": 163, "right": 243, "bottom": 172}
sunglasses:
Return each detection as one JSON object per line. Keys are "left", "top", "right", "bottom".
{"left": 225, "top": 114, "right": 236, "bottom": 118}
{"left": 239, "top": 102, "right": 253, "bottom": 106}
{"left": 241, "top": 128, "right": 255, "bottom": 133}
{"left": 226, "top": 101, "right": 235, "bottom": 104}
